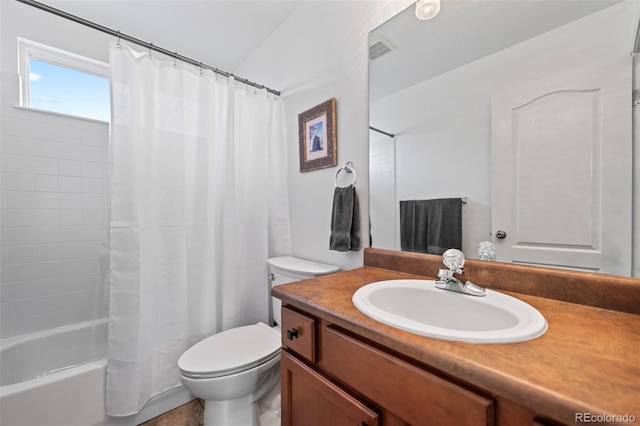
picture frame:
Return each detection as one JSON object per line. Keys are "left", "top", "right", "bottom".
{"left": 298, "top": 98, "right": 337, "bottom": 172}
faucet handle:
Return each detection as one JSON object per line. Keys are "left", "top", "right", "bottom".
{"left": 437, "top": 269, "right": 455, "bottom": 280}
{"left": 477, "top": 241, "right": 496, "bottom": 261}
{"left": 442, "top": 249, "right": 465, "bottom": 273}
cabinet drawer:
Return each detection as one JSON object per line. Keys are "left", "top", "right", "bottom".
{"left": 281, "top": 350, "right": 379, "bottom": 426}
{"left": 281, "top": 307, "right": 316, "bottom": 362}
{"left": 322, "top": 326, "right": 494, "bottom": 426}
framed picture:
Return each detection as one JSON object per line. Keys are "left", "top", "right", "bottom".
{"left": 298, "top": 98, "right": 337, "bottom": 172}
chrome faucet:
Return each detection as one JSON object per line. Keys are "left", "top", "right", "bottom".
{"left": 435, "top": 249, "right": 486, "bottom": 297}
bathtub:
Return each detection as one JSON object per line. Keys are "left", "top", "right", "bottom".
{"left": 0, "top": 319, "right": 194, "bottom": 426}
{"left": 0, "top": 319, "right": 108, "bottom": 426}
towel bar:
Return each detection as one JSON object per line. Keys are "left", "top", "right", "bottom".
{"left": 335, "top": 162, "right": 357, "bottom": 188}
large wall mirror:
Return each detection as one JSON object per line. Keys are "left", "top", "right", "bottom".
{"left": 369, "top": 0, "right": 639, "bottom": 276}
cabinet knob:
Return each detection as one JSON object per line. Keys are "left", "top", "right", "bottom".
{"left": 286, "top": 328, "right": 298, "bottom": 340}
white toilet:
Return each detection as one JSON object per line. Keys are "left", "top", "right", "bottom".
{"left": 178, "top": 256, "right": 339, "bottom": 426}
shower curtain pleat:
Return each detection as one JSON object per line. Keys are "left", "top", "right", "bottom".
{"left": 106, "top": 45, "right": 291, "bottom": 417}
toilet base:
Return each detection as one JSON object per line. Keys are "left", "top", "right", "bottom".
{"left": 203, "top": 397, "right": 259, "bottom": 426}
{"left": 178, "top": 326, "right": 281, "bottom": 426}
{"left": 199, "top": 365, "right": 280, "bottom": 426}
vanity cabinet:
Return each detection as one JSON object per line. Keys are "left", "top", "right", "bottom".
{"left": 281, "top": 306, "right": 498, "bottom": 426}
{"left": 274, "top": 250, "right": 640, "bottom": 426}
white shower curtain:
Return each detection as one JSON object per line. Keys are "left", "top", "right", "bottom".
{"left": 106, "top": 45, "right": 291, "bottom": 416}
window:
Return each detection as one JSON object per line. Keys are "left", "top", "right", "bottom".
{"left": 18, "top": 38, "right": 110, "bottom": 122}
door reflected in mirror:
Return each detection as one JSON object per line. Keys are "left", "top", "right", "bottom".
{"left": 368, "top": 0, "right": 638, "bottom": 276}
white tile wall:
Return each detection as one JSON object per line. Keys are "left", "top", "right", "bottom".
{"left": 1, "top": 80, "right": 110, "bottom": 338}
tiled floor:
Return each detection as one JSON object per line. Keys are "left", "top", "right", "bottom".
{"left": 138, "top": 391, "right": 281, "bottom": 426}
{"left": 138, "top": 399, "right": 204, "bottom": 426}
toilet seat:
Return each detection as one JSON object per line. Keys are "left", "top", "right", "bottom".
{"left": 178, "top": 322, "right": 281, "bottom": 379}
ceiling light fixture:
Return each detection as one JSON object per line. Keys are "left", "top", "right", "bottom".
{"left": 415, "top": 0, "right": 441, "bottom": 20}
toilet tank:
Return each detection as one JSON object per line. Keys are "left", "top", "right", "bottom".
{"left": 267, "top": 256, "right": 340, "bottom": 326}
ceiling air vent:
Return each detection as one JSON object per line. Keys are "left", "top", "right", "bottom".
{"left": 369, "top": 38, "right": 395, "bottom": 61}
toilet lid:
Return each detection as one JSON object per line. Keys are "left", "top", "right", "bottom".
{"left": 267, "top": 256, "right": 340, "bottom": 276}
{"left": 178, "top": 322, "right": 280, "bottom": 379}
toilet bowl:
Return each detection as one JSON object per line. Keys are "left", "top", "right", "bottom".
{"left": 179, "top": 323, "right": 281, "bottom": 425}
{"left": 178, "top": 256, "right": 339, "bottom": 426}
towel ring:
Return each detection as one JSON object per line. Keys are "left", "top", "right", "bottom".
{"left": 335, "top": 162, "right": 357, "bottom": 188}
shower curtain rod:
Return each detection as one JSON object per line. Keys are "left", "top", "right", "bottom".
{"left": 16, "top": 0, "right": 281, "bottom": 96}
{"left": 369, "top": 126, "right": 395, "bottom": 138}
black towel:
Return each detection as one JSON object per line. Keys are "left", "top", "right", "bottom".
{"left": 425, "top": 198, "right": 462, "bottom": 254}
{"left": 330, "top": 185, "right": 360, "bottom": 252}
{"left": 399, "top": 200, "right": 429, "bottom": 253}
{"left": 399, "top": 198, "right": 462, "bottom": 255}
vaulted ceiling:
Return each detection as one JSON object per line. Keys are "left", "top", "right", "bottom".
{"left": 39, "top": 0, "right": 303, "bottom": 73}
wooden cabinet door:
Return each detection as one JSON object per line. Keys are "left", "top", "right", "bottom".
{"left": 281, "top": 350, "right": 379, "bottom": 426}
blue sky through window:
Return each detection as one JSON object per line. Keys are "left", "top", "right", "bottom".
{"left": 29, "top": 58, "right": 110, "bottom": 122}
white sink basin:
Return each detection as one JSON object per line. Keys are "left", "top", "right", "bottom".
{"left": 352, "top": 279, "right": 547, "bottom": 343}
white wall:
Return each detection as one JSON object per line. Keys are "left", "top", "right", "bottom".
{"left": 236, "top": 1, "right": 413, "bottom": 271}
{"left": 0, "top": 1, "right": 112, "bottom": 337}
{"left": 370, "top": 2, "right": 637, "bottom": 259}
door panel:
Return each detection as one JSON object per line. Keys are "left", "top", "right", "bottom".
{"left": 492, "top": 57, "right": 632, "bottom": 274}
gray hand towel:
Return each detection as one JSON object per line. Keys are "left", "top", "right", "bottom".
{"left": 426, "top": 198, "right": 462, "bottom": 255}
{"left": 330, "top": 185, "right": 360, "bottom": 252}
{"left": 399, "top": 197, "right": 462, "bottom": 255}
{"left": 399, "top": 200, "right": 429, "bottom": 253}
